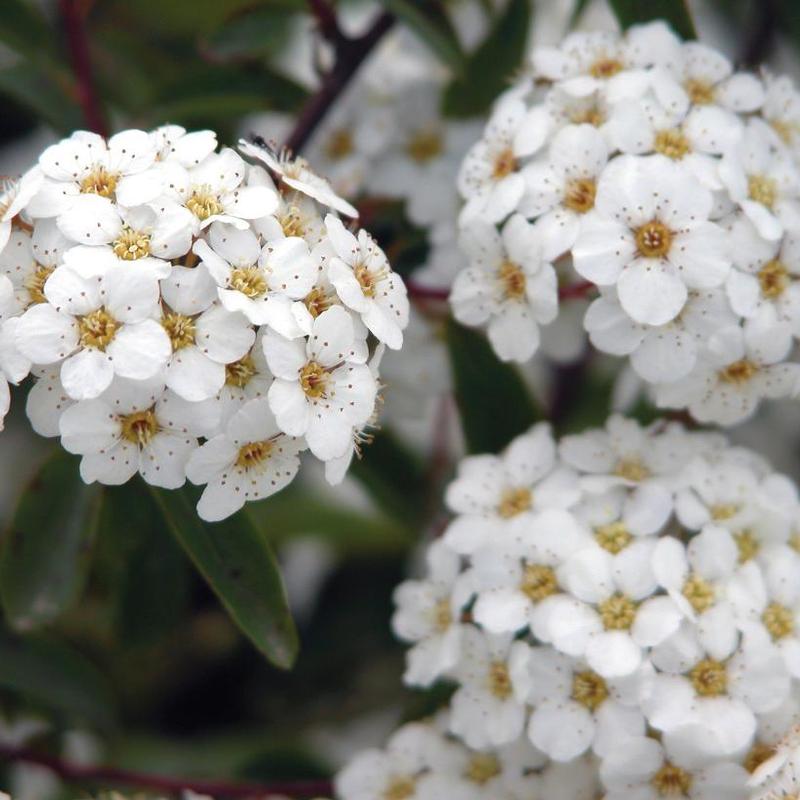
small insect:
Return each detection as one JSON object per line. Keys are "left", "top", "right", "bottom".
{"left": 249, "top": 134, "right": 278, "bottom": 156}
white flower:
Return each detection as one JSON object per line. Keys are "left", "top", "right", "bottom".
{"left": 0, "top": 316, "right": 30, "bottom": 431}
{"left": 186, "top": 396, "right": 304, "bottom": 522}
{"left": 216, "top": 331, "right": 273, "bottom": 424}
{"left": 760, "top": 73, "right": 800, "bottom": 160}
{"left": 25, "top": 367, "right": 73, "bottom": 438}
{"left": 264, "top": 305, "right": 376, "bottom": 461}
{"left": 572, "top": 154, "right": 728, "bottom": 326}
{"left": 451, "top": 215, "right": 558, "bottom": 362}
{"left": 59, "top": 376, "right": 218, "bottom": 488}
{"left": 0, "top": 167, "right": 43, "bottom": 253}
{"left": 149, "top": 124, "right": 217, "bottom": 166}
{"left": 14, "top": 263, "right": 170, "bottom": 400}
{"left": 325, "top": 214, "right": 409, "bottom": 350}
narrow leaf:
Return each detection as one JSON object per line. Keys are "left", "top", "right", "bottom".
{"left": 446, "top": 318, "right": 539, "bottom": 453}
{"left": 443, "top": 0, "right": 531, "bottom": 118}
{"left": 150, "top": 487, "right": 299, "bottom": 669}
{"left": 0, "top": 450, "right": 102, "bottom": 630}
{"left": 607, "top": 0, "right": 696, "bottom": 40}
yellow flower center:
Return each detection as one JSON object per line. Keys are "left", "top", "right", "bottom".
{"left": 685, "top": 78, "right": 715, "bottom": 105}
{"left": 498, "top": 260, "right": 526, "bottom": 301}
{"left": 718, "top": 359, "right": 758, "bottom": 385}
{"left": 230, "top": 266, "right": 267, "bottom": 298}
{"left": 487, "top": 661, "right": 513, "bottom": 699}
{"left": 520, "top": 563, "right": 558, "bottom": 603}
{"left": 763, "top": 602, "right": 795, "bottom": 640}
{"left": 225, "top": 354, "right": 258, "bottom": 388}
{"left": 689, "top": 658, "right": 728, "bottom": 696}
{"left": 651, "top": 761, "right": 693, "bottom": 797}
{"left": 80, "top": 165, "right": 118, "bottom": 198}
{"left": 599, "top": 594, "right": 637, "bottom": 631}
{"left": 279, "top": 206, "right": 306, "bottom": 238}
{"left": 120, "top": 408, "right": 159, "bottom": 446}
{"left": 569, "top": 105, "right": 606, "bottom": 127}
{"left": 711, "top": 503, "right": 739, "bottom": 521}
{"left": 594, "top": 521, "right": 632, "bottom": 554}
{"left": 590, "top": 57, "right": 623, "bottom": 79}
{"left": 771, "top": 119, "right": 799, "bottom": 146}
{"left": 355, "top": 262, "right": 388, "bottom": 299}
{"left": 564, "top": 177, "right": 597, "bottom": 213}
{"left": 324, "top": 129, "right": 354, "bottom": 161}
{"left": 384, "top": 776, "right": 415, "bottom": 800}
{"left": 161, "top": 311, "right": 196, "bottom": 351}
{"left": 78, "top": 308, "right": 118, "bottom": 351}
{"left": 636, "top": 220, "right": 673, "bottom": 258}
{"left": 406, "top": 129, "right": 444, "bottom": 163}
{"left": 758, "top": 259, "right": 790, "bottom": 299}
{"left": 25, "top": 264, "right": 54, "bottom": 305}
{"left": 492, "top": 147, "right": 517, "bottom": 180}
{"left": 571, "top": 670, "right": 609, "bottom": 711}
{"left": 112, "top": 226, "right": 151, "bottom": 260}
{"left": 682, "top": 573, "right": 715, "bottom": 614}
{"left": 498, "top": 487, "right": 532, "bottom": 518}
{"left": 235, "top": 440, "right": 273, "bottom": 470}
{"left": 186, "top": 185, "right": 223, "bottom": 220}
{"left": 654, "top": 128, "right": 692, "bottom": 160}
{"left": 614, "top": 457, "right": 650, "bottom": 482}
{"left": 790, "top": 532, "right": 800, "bottom": 553}
{"left": 304, "top": 286, "right": 334, "bottom": 318}
{"left": 465, "top": 754, "right": 501, "bottom": 785}
{"left": 734, "top": 529, "right": 760, "bottom": 563}
{"left": 748, "top": 174, "right": 778, "bottom": 209}
{"left": 432, "top": 598, "right": 452, "bottom": 633}
{"left": 744, "top": 742, "right": 775, "bottom": 774}
{"left": 299, "top": 361, "right": 329, "bottom": 399}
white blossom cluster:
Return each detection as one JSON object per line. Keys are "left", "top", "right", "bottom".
{"left": 338, "top": 415, "right": 800, "bottom": 799}
{"left": 0, "top": 126, "right": 408, "bottom": 521}
{"left": 452, "top": 21, "right": 800, "bottom": 426}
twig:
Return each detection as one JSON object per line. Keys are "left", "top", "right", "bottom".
{"left": 285, "top": 11, "right": 395, "bottom": 154}
{"left": 58, "top": 0, "right": 107, "bottom": 136}
{"left": 307, "top": 0, "right": 346, "bottom": 47}
{"left": 0, "top": 744, "right": 333, "bottom": 799}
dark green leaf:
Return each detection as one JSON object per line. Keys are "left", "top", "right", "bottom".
{"left": 0, "top": 65, "right": 83, "bottom": 132}
{"left": 0, "top": 631, "right": 116, "bottom": 730}
{"left": 0, "top": 0, "right": 58, "bottom": 65}
{"left": 0, "top": 450, "right": 102, "bottom": 631}
{"left": 446, "top": 318, "right": 539, "bottom": 453}
{"left": 379, "top": 0, "right": 464, "bottom": 73}
{"left": 150, "top": 488, "right": 298, "bottom": 669}
{"left": 203, "top": 7, "right": 298, "bottom": 60}
{"left": 607, "top": 0, "right": 696, "bottom": 39}
{"left": 443, "top": 0, "right": 531, "bottom": 118}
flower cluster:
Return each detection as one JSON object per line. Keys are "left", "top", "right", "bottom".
{"left": 338, "top": 415, "right": 800, "bottom": 799}
{"left": 0, "top": 127, "right": 408, "bottom": 521}
{"left": 452, "top": 21, "right": 800, "bottom": 425}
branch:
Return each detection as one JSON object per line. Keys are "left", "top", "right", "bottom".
{"left": 0, "top": 744, "right": 333, "bottom": 799}
{"left": 285, "top": 10, "right": 395, "bottom": 155}
{"left": 58, "top": 0, "right": 107, "bottom": 137}
{"left": 306, "top": 0, "right": 346, "bottom": 47}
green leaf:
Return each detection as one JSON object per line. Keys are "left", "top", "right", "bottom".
{"left": 446, "top": 318, "right": 539, "bottom": 454}
{"left": 607, "top": 0, "right": 696, "bottom": 39}
{"left": 150, "top": 487, "right": 299, "bottom": 669}
{"left": 380, "top": 0, "right": 464, "bottom": 73}
{"left": 0, "top": 64, "right": 83, "bottom": 132}
{"left": 0, "top": 0, "right": 58, "bottom": 65}
{"left": 203, "top": 7, "right": 298, "bottom": 60}
{"left": 0, "top": 450, "right": 102, "bottom": 631}
{"left": 443, "top": 0, "right": 531, "bottom": 118}
{"left": 0, "top": 631, "right": 116, "bottom": 730}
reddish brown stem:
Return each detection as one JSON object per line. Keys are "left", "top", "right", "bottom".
{"left": 307, "top": 0, "right": 346, "bottom": 46}
{"left": 59, "top": 0, "right": 107, "bottom": 136}
{"left": 558, "top": 280, "right": 595, "bottom": 301}
{"left": 0, "top": 744, "right": 333, "bottom": 799}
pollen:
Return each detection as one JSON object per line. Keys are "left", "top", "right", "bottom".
{"left": 682, "top": 573, "right": 715, "bottom": 614}
{"left": 734, "top": 529, "right": 760, "bottom": 563}
{"left": 498, "top": 486, "right": 532, "bottom": 518}
{"left": 487, "top": 661, "right": 513, "bottom": 700}
{"left": 635, "top": 220, "right": 673, "bottom": 259}
{"left": 384, "top": 776, "right": 416, "bottom": 800}
{"left": 186, "top": 185, "right": 223, "bottom": 220}
{"left": 569, "top": 104, "right": 605, "bottom": 127}
{"left": 235, "top": 439, "right": 273, "bottom": 470}
{"left": 758, "top": 259, "right": 790, "bottom": 299}
{"left": 654, "top": 128, "right": 691, "bottom": 160}
{"left": 498, "top": 260, "right": 527, "bottom": 301}
{"left": 304, "top": 286, "right": 334, "bottom": 318}
{"left": 465, "top": 753, "right": 501, "bottom": 785}
{"left": 711, "top": 503, "right": 739, "bottom": 521}
{"left": 589, "top": 56, "right": 623, "bottom": 79}
{"left": 763, "top": 602, "right": 795, "bottom": 640}
{"left": 355, "top": 263, "right": 388, "bottom": 298}
{"left": 599, "top": 593, "right": 637, "bottom": 631}
{"left": 744, "top": 741, "right": 774, "bottom": 774}
{"left": 406, "top": 129, "right": 444, "bottom": 163}
{"left": 80, "top": 165, "right": 118, "bottom": 198}
{"left": 432, "top": 598, "right": 452, "bottom": 632}
{"left": 300, "top": 360, "right": 329, "bottom": 399}
{"left": 718, "top": 359, "right": 758, "bottom": 385}
{"left": 748, "top": 174, "right": 778, "bottom": 209}
{"left": 230, "top": 266, "right": 267, "bottom": 298}
{"left": 324, "top": 129, "right": 354, "bottom": 161}
{"left": 162, "top": 311, "right": 197, "bottom": 351}
{"left": 651, "top": 761, "right": 693, "bottom": 796}
{"left": 225, "top": 354, "right": 257, "bottom": 388}
{"left": 594, "top": 521, "right": 632, "bottom": 554}
{"left": 492, "top": 147, "right": 517, "bottom": 180}
{"left": 771, "top": 118, "right": 799, "bottom": 146}
{"left": 685, "top": 78, "right": 716, "bottom": 105}
{"left": 571, "top": 670, "right": 608, "bottom": 711}
{"left": 564, "top": 177, "right": 597, "bottom": 213}
{"left": 279, "top": 206, "right": 306, "bottom": 238}
{"left": 120, "top": 408, "right": 159, "bottom": 446}
{"left": 614, "top": 457, "right": 650, "bottom": 482}
{"left": 24, "top": 264, "right": 54, "bottom": 305}
{"left": 520, "top": 563, "right": 558, "bottom": 602}
{"left": 689, "top": 658, "right": 728, "bottom": 697}
{"left": 78, "top": 308, "right": 119, "bottom": 351}
{"left": 112, "top": 226, "right": 151, "bottom": 260}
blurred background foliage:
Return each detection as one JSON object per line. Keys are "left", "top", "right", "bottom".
{"left": 0, "top": 0, "right": 797, "bottom": 797}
